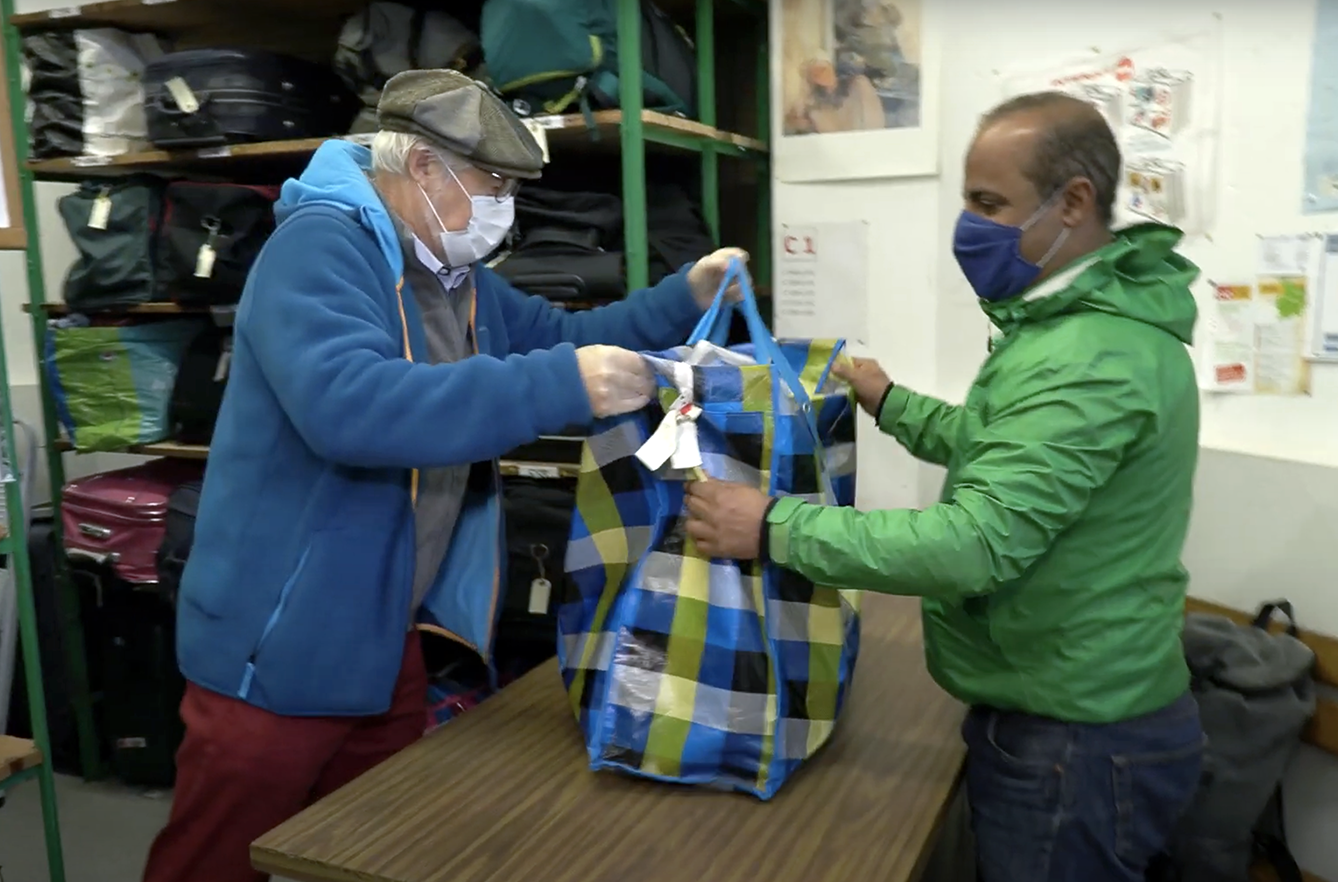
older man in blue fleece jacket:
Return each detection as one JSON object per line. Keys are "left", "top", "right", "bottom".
{"left": 143, "top": 69, "right": 745, "bottom": 882}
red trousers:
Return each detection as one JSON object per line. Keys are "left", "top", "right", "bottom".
{"left": 142, "top": 632, "right": 428, "bottom": 882}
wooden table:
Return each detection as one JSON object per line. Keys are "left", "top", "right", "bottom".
{"left": 252, "top": 594, "right": 967, "bottom": 882}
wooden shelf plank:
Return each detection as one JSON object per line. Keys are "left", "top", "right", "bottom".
{"left": 25, "top": 302, "right": 209, "bottom": 316}
{"left": 27, "top": 111, "right": 766, "bottom": 181}
{"left": 54, "top": 439, "right": 577, "bottom": 478}
{"left": 0, "top": 735, "right": 43, "bottom": 785}
{"left": 55, "top": 439, "right": 209, "bottom": 460}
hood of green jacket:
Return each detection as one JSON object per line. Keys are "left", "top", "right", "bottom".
{"left": 981, "top": 222, "right": 1200, "bottom": 345}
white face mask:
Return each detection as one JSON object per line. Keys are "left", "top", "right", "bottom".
{"left": 417, "top": 167, "right": 515, "bottom": 268}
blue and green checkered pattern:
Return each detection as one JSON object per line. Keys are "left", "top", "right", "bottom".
{"left": 558, "top": 338, "right": 860, "bottom": 799}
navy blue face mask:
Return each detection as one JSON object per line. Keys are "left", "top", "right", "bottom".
{"left": 952, "top": 194, "right": 1071, "bottom": 302}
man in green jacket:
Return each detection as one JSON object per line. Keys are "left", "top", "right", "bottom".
{"left": 684, "top": 91, "right": 1204, "bottom": 881}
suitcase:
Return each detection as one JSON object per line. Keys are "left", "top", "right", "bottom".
{"left": 143, "top": 48, "right": 358, "bottom": 148}
{"left": 99, "top": 579, "right": 184, "bottom": 788}
{"left": 62, "top": 459, "right": 207, "bottom": 585}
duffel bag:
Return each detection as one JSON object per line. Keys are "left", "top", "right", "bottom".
{"left": 45, "top": 318, "right": 206, "bottom": 452}
{"left": 58, "top": 176, "right": 166, "bottom": 311}
{"left": 157, "top": 181, "right": 279, "bottom": 304}
{"left": 558, "top": 260, "right": 860, "bottom": 799}
{"left": 143, "top": 48, "right": 358, "bottom": 148}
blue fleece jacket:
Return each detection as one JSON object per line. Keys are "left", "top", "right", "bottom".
{"left": 175, "top": 140, "right": 705, "bottom": 716}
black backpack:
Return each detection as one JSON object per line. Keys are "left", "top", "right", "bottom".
{"left": 1153, "top": 601, "right": 1316, "bottom": 882}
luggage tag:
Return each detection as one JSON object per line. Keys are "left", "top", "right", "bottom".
{"left": 165, "top": 77, "right": 201, "bottom": 114}
{"left": 87, "top": 186, "right": 112, "bottom": 231}
{"left": 636, "top": 396, "right": 703, "bottom": 471}
{"left": 528, "top": 543, "right": 552, "bottom": 615}
{"left": 195, "top": 218, "right": 221, "bottom": 279}
{"left": 521, "top": 118, "right": 551, "bottom": 164}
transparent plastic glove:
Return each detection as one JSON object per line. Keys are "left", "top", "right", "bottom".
{"left": 576, "top": 345, "right": 656, "bottom": 418}
{"left": 686, "top": 247, "right": 750, "bottom": 310}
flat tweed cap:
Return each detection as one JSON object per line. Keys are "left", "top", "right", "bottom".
{"left": 377, "top": 69, "right": 544, "bottom": 180}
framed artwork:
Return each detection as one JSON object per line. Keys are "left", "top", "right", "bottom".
{"left": 772, "top": 0, "right": 941, "bottom": 182}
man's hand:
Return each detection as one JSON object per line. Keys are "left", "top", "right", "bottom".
{"left": 684, "top": 479, "right": 772, "bottom": 560}
{"left": 832, "top": 357, "right": 893, "bottom": 418}
{"left": 686, "top": 247, "right": 750, "bottom": 311}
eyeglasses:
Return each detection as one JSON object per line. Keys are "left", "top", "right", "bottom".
{"left": 483, "top": 171, "right": 521, "bottom": 201}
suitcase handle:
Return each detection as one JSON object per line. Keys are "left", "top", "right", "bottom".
{"left": 150, "top": 93, "right": 222, "bottom": 139}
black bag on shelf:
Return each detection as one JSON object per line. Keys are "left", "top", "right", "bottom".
{"left": 495, "top": 476, "right": 577, "bottom": 672}
{"left": 156, "top": 478, "right": 203, "bottom": 607}
{"left": 143, "top": 48, "right": 358, "bottom": 148}
{"left": 58, "top": 176, "right": 167, "bottom": 311}
{"left": 491, "top": 188, "right": 625, "bottom": 301}
{"left": 169, "top": 326, "right": 232, "bottom": 445}
{"left": 334, "top": 2, "right": 481, "bottom": 134}
{"left": 22, "top": 28, "right": 165, "bottom": 160}
{"left": 157, "top": 181, "right": 279, "bottom": 304}
{"left": 646, "top": 182, "right": 716, "bottom": 281}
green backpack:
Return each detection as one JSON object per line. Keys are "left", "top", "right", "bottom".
{"left": 480, "top": 0, "right": 697, "bottom": 119}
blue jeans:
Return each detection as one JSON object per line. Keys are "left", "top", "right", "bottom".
{"left": 963, "top": 692, "right": 1203, "bottom": 882}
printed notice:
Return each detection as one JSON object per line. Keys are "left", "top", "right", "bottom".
{"left": 774, "top": 221, "right": 869, "bottom": 344}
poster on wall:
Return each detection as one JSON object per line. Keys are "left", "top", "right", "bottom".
{"left": 1301, "top": 0, "right": 1338, "bottom": 214}
{"left": 997, "top": 30, "right": 1221, "bottom": 236}
{"left": 1202, "top": 235, "right": 1318, "bottom": 396}
{"left": 1308, "top": 233, "right": 1338, "bottom": 361}
{"left": 772, "top": 0, "right": 941, "bottom": 182}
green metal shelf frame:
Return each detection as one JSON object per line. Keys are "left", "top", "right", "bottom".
{"left": 0, "top": 11, "right": 69, "bottom": 873}
{"left": 616, "top": 0, "right": 771, "bottom": 292}
{"left": 3, "top": 0, "right": 104, "bottom": 787}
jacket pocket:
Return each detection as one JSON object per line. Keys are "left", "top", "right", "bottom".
{"left": 238, "top": 525, "right": 410, "bottom": 714}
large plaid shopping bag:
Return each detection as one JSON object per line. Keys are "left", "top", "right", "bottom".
{"left": 557, "top": 260, "right": 860, "bottom": 799}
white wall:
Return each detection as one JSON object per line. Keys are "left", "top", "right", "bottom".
{"left": 774, "top": 0, "right": 1338, "bottom": 877}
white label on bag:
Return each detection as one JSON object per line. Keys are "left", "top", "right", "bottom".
{"left": 87, "top": 192, "right": 112, "bottom": 231}
{"left": 521, "top": 119, "right": 550, "bottom": 164}
{"left": 194, "top": 243, "right": 216, "bottom": 279}
{"left": 636, "top": 396, "right": 686, "bottom": 470}
{"left": 527, "top": 578, "right": 552, "bottom": 615}
{"left": 165, "top": 77, "right": 200, "bottom": 114}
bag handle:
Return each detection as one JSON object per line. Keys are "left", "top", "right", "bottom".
{"left": 687, "top": 259, "right": 838, "bottom": 501}
{"left": 1252, "top": 600, "right": 1300, "bottom": 637}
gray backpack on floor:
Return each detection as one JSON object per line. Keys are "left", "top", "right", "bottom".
{"left": 1163, "top": 601, "right": 1316, "bottom": 882}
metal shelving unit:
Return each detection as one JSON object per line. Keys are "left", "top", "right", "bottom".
{"left": 3, "top": 0, "right": 771, "bottom": 782}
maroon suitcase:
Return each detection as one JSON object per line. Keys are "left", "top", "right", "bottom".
{"left": 62, "top": 458, "right": 206, "bottom": 585}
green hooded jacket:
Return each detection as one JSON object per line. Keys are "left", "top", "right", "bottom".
{"left": 766, "top": 223, "right": 1201, "bottom": 723}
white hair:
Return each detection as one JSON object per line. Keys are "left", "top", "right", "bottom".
{"left": 369, "top": 130, "right": 468, "bottom": 176}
